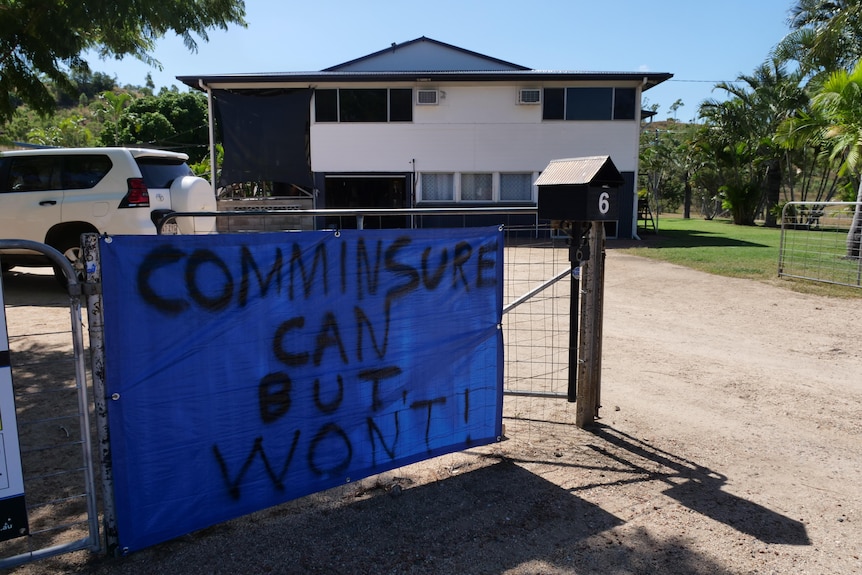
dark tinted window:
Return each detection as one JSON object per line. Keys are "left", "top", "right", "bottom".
{"left": 315, "top": 89, "right": 338, "bottom": 122}
{"left": 566, "top": 88, "right": 612, "bottom": 120}
{"left": 613, "top": 88, "right": 636, "bottom": 120}
{"left": 136, "top": 158, "right": 193, "bottom": 188}
{"left": 543, "top": 87, "right": 636, "bottom": 121}
{"left": 340, "top": 89, "right": 388, "bottom": 122}
{"left": 61, "top": 155, "right": 112, "bottom": 189}
{"left": 389, "top": 89, "right": 413, "bottom": 122}
{"left": 316, "top": 88, "right": 412, "bottom": 123}
{"left": 2, "top": 156, "right": 59, "bottom": 192}
{"left": 543, "top": 88, "right": 565, "bottom": 120}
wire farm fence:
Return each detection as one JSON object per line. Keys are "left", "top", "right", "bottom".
{"left": 779, "top": 202, "right": 862, "bottom": 289}
{"left": 0, "top": 212, "right": 579, "bottom": 565}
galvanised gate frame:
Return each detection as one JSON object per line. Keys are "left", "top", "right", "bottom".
{"left": 1, "top": 207, "right": 587, "bottom": 564}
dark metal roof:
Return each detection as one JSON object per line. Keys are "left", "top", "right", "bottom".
{"left": 534, "top": 156, "right": 625, "bottom": 187}
{"left": 179, "top": 69, "right": 673, "bottom": 90}
{"left": 178, "top": 36, "right": 672, "bottom": 92}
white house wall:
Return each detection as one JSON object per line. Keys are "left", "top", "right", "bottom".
{"left": 310, "top": 85, "right": 641, "bottom": 174}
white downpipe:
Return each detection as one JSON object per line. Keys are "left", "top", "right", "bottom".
{"left": 632, "top": 77, "right": 648, "bottom": 241}
{"left": 199, "top": 79, "right": 217, "bottom": 190}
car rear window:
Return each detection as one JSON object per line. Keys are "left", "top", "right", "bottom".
{"left": 62, "top": 155, "right": 112, "bottom": 189}
{"left": 136, "top": 158, "right": 193, "bottom": 188}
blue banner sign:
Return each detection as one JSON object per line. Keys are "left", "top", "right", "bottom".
{"left": 100, "top": 227, "right": 503, "bottom": 552}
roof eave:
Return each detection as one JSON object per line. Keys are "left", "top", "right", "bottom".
{"left": 180, "top": 71, "right": 674, "bottom": 91}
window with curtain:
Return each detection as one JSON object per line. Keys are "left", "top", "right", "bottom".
{"left": 461, "top": 173, "right": 492, "bottom": 201}
{"left": 500, "top": 173, "right": 533, "bottom": 202}
{"left": 421, "top": 173, "right": 454, "bottom": 201}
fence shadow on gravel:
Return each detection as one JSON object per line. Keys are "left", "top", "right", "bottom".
{"left": 584, "top": 425, "right": 809, "bottom": 546}
{"left": 68, "top": 456, "right": 740, "bottom": 575}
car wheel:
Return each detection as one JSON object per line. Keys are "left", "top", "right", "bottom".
{"left": 51, "top": 236, "right": 86, "bottom": 287}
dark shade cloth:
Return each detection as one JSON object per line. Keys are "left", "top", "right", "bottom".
{"left": 213, "top": 89, "right": 313, "bottom": 187}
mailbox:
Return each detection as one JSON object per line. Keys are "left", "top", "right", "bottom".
{"left": 535, "top": 156, "right": 624, "bottom": 221}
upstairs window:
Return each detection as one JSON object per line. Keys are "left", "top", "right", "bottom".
{"left": 314, "top": 90, "right": 339, "bottom": 122}
{"left": 340, "top": 89, "right": 387, "bottom": 122}
{"left": 542, "top": 87, "right": 636, "bottom": 121}
{"left": 542, "top": 88, "right": 565, "bottom": 120}
{"left": 315, "top": 88, "right": 413, "bottom": 122}
{"left": 613, "top": 88, "right": 636, "bottom": 120}
{"left": 566, "top": 87, "right": 613, "bottom": 120}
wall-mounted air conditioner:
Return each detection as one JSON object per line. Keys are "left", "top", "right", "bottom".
{"left": 416, "top": 89, "right": 439, "bottom": 105}
{"left": 518, "top": 88, "right": 542, "bottom": 105}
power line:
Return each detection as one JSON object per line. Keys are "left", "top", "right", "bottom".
{"left": 668, "top": 79, "right": 745, "bottom": 84}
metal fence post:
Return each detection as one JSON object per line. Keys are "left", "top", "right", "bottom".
{"left": 82, "top": 233, "right": 119, "bottom": 555}
{"left": 567, "top": 240, "right": 580, "bottom": 403}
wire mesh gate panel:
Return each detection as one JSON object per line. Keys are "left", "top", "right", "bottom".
{"left": 502, "top": 230, "right": 572, "bottom": 398}
{"left": 779, "top": 202, "right": 862, "bottom": 289}
{"left": 0, "top": 246, "right": 100, "bottom": 569}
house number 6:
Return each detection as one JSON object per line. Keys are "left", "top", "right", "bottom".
{"left": 598, "top": 192, "right": 610, "bottom": 215}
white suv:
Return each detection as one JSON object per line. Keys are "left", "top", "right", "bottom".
{"left": 0, "top": 147, "right": 216, "bottom": 278}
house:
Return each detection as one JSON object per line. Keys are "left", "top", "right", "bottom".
{"left": 177, "top": 36, "right": 671, "bottom": 238}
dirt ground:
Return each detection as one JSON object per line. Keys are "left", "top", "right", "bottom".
{"left": 2, "top": 247, "right": 862, "bottom": 575}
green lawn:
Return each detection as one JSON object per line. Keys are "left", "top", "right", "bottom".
{"left": 614, "top": 214, "right": 862, "bottom": 299}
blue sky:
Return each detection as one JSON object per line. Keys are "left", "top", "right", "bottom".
{"left": 87, "top": 0, "right": 796, "bottom": 122}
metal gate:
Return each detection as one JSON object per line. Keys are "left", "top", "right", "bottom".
{"left": 157, "top": 206, "right": 578, "bottom": 400}
{"left": 0, "top": 210, "right": 579, "bottom": 565}
{"left": 0, "top": 240, "right": 100, "bottom": 569}
{"left": 779, "top": 201, "right": 862, "bottom": 289}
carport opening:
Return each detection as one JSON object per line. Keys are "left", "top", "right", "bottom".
{"left": 324, "top": 176, "right": 409, "bottom": 228}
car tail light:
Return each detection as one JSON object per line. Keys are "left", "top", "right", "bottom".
{"left": 120, "top": 177, "right": 150, "bottom": 208}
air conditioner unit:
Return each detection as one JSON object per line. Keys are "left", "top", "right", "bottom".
{"left": 416, "top": 89, "right": 439, "bottom": 105}
{"left": 518, "top": 88, "right": 542, "bottom": 105}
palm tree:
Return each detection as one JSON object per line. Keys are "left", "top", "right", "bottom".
{"left": 700, "top": 58, "right": 807, "bottom": 225}
{"left": 776, "top": 106, "right": 848, "bottom": 205}
{"left": 697, "top": 98, "right": 763, "bottom": 225}
{"left": 778, "top": 0, "right": 862, "bottom": 78}
{"left": 805, "top": 60, "right": 862, "bottom": 257}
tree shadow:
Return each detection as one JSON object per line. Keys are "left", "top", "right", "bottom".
{"left": 612, "top": 228, "right": 769, "bottom": 249}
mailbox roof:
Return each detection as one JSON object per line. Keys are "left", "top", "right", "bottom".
{"left": 534, "top": 155, "right": 625, "bottom": 187}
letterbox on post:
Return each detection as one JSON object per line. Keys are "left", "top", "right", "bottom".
{"left": 535, "top": 156, "right": 624, "bottom": 427}
{"left": 535, "top": 155, "right": 624, "bottom": 222}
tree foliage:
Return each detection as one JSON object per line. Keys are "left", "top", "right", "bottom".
{"left": 804, "top": 62, "right": 862, "bottom": 255}
{"left": 777, "top": 0, "right": 862, "bottom": 78}
{"left": 637, "top": 0, "right": 862, "bottom": 232}
{"left": 98, "top": 91, "right": 209, "bottom": 162}
{"left": 0, "top": 0, "right": 246, "bottom": 123}
{"left": 699, "top": 59, "right": 808, "bottom": 225}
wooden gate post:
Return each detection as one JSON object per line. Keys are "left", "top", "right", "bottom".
{"left": 575, "top": 222, "right": 605, "bottom": 427}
